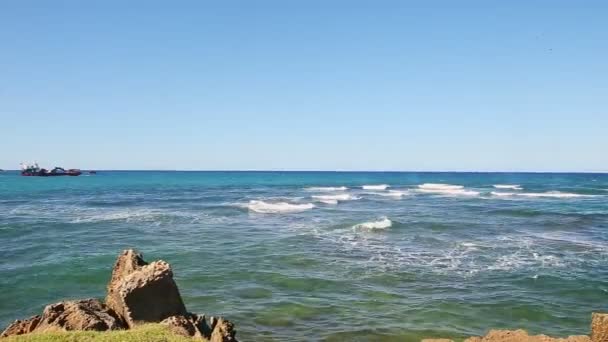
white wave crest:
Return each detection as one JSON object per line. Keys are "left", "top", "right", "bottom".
{"left": 371, "top": 190, "right": 409, "bottom": 198}
{"left": 418, "top": 183, "right": 464, "bottom": 190}
{"left": 247, "top": 200, "right": 315, "bottom": 213}
{"left": 353, "top": 217, "right": 392, "bottom": 230}
{"left": 493, "top": 184, "right": 522, "bottom": 190}
{"left": 362, "top": 184, "right": 389, "bottom": 190}
{"left": 490, "top": 191, "right": 516, "bottom": 197}
{"left": 519, "top": 191, "right": 592, "bottom": 198}
{"left": 312, "top": 194, "right": 358, "bottom": 202}
{"left": 491, "top": 191, "right": 594, "bottom": 198}
{"left": 305, "top": 186, "right": 348, "bottom": 192}
{"left": 319, "top": 199, "right": 338, "bottom": 205}
{"left": 417, "top": 184, "right": 478, "bottom": 196}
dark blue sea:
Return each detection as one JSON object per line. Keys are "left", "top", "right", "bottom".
{"left": 1, "top": 171, "right": 607, "bottom": 340}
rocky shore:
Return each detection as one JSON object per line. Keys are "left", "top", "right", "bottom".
{"left": 1, "top": 249, "right": 607, "bottom": 341}
{"left": 1, "top": 249, "right": 237, "bottom": 341}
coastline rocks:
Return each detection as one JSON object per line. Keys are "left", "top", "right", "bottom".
{"left": 160, "top": 314, "right": 237, "bottom": 341}
{"left": 0, "top": 316, "right": 41, "bottom": 337}
{"left": 209, "top": 317, "right": 237, "bottom": 342}
{"left": 1, "top": 249, "right": 237, "bottom": 341}
{"left": 107, "top": 258, "right": 187, "bottom": 327}
{"left": 1, "top": 299, "right": 124, "bottom": 337}
{"left": 463, "top": 329, "right": 591, "bottom": 342}
{"left": 592, "top": 313, "right": 608, "bottom": 342}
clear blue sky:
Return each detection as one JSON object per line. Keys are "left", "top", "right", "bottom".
{"left": 1, "top": 1, "right": 606, "bottom": 171}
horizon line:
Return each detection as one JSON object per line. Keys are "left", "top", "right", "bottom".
{"left": 2, "top": 168, "right": 607, "bottom": 174}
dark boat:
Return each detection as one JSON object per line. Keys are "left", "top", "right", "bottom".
{"left": 20, "top": 163, "right": 82, "bottom": 177}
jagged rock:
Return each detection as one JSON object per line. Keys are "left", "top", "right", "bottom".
{"left": 421, "top": 339, "right": 454, "bottom": 342}
{"left": 160, "top": 314, "right": 236, "bottom": 342}
{"left": 592, "top": 313, "right": 608, "bottom": 342}
{"left": 209, "top": 317, "right": 237, "bottom": 342}
{"left": 36, "top": 299, "right": 125, "bottom": 332}
{"left": 464, "top": 329, "right": 591, "bottom": 342}
{"left": 1, "top": 299, "right": 124, "bottom": 337}
{"left": 105, "top": 249, "right": 187, "bottom": 327}
{"left": 161, "top": 313, "right": 210, "bottom": 339}
{"left": 0, "top": 315, "right": 41, "bottom": 337}
{"left": 105, "top": 249, "right": 148, "bottom": 319}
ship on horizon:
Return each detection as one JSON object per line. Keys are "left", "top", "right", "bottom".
{"left": 20, "top": 162, "right": 82, "bottom": 177}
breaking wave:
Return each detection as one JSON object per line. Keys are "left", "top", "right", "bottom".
{"left": 370, "top": 190, "right": 409, "bottom": 198}
{"left": 491, "top": 191, "right": 596, "bottom": 198}
{"left": 362, "top": 184, "right": 389, "bottom": 190}
{"left": 312, "top": 194, "right": 358, "bottom": 202}
{"left": 493, "top": 184, "right": 522, "bottom": 190}
{"left": 353, "top": 217, "right": 392, "bottom": 230}
{"left": 305, "top": 186, "right": 348, "bottom": 192}
{"left": 248, "top": 200, "right": 315, "bottom": 213}
{"left": 417, "top": 183, "right": 478, "bottom": 196}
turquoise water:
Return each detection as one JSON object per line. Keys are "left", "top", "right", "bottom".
{"left": 1, "top": 171, "right": 607, "bottom": 341}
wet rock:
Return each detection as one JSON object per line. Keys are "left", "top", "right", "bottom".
{"left": 105, "top": 250, "right": 187, "bottom": 327}
{"left": 0, "top": 315, "right": 41, "bottom": 337}
{"left": 464, "top": 329, "right": 591, "bottom": 342}
{"left": 592, "top": 313, "right": 608, "bottom": 342}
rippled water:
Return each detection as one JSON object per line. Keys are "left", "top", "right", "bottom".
{"left": 1, "top": 171, "right": 607, "bottom": 341}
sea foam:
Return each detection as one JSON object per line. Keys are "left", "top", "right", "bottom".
{"left": 493, "top": 184, "right": 522, "bottom": 190}
{"left": 353, "top": 217, "right": 393, "bottom": 230}
{"left": 371, "top": 190, "right": 409, "bottom": 198}
{"left": 312, "top": 194, "right": 358, "bottom": 202}
{"left": 491, "top": 191, "right": 594, "bottom": 198}
{"left": 417, "top": 183, "right": 478, "bottom": 196}
{"left": 305, "top": 186, "right": 348, "bottom": 192}
{"left": 362, "top": 184, "right": 389, "bottom": 190}
{"left": 248, "top": 200, "right": 315, "bottom": 213}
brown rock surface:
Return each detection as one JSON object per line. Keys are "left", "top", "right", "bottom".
{"left": 161, "top": 313, "right": 209, "bottom": 339}
{"left": 209, "top": 317, "right": 237, "bottom": 342}
{"left": 0, "top": 315, "right": 41, "bottom": 337}
{"left": 105, "top": 250, "right": 187, "bottom": 327}
{"left": 160, "top": 314, "right": 236, "bottom": 342}
{"left": 421, "top": 339, "right": 454, "bottom": 342}
{"left": 35, "top": 299, "right": 125, "bottom": 332}
{"left": 1, "top": 299, "right": 124, "bottom": 337}
{"left": 464, "top": 329, "right": 591, "bottom": 342}
{"left": 592, "top": 313, "right": 608, "bottom": 342}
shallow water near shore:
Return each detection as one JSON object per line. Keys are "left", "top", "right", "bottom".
{"left": 1, "top": 171, "right": 607, "bottom": 341}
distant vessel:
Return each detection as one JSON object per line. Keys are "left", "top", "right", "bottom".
{"left": 20, "top": 162, "right": 82, "bottom": 177}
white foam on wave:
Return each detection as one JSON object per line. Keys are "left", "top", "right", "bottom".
{"left": 370, "top": 190, "right": 410, "bottom": 198}
{"left": 353, "top": 217, "right": 392, "bottom": 230}
{"left": 362, "top": 184, "right": 389, "bottom": 190}
{"left": 312, "top": 194, "right": 359, "bottom": 202}
{"left": 247, "top": 200, "right": 315, "bottom": 213}
{"left": 490, "top": 191, "right": 517, "bottom": 197}
{"left": 519, "top": 191, "right": 592, "bottom": 198}
{"left": 418, "top": 183, "right": 464, "bottom": 190}
{"left": 319, "top": 199, "right": 338, "bottom": 205}
{"left": 491, "top": 191, "right": 595, "bottom": 198}
{"left": 493, "top": 184, "right": 522, "bottom": 190}
{"left": 417, "top": 184, "right": 479, "bottom": 196}
{"left": 305, "top": 186, "right": 348, "bottom": 192}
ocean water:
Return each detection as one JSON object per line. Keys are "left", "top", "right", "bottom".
{"left": 0, "top": 171, "right": 607, "bottom": 341}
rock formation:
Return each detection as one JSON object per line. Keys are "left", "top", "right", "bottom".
{"left": 105, "top": 250, "right": 187, "bottom": 327}
{"left": 1, "top": 299, "right": 124, "bottom": 337}
{"left": 1, "top": 249, "right": 237, "bottom": 341}
{"left": 463, "top": 329, "right": 591, "bottom": 341}
{"left": 592, "top": 313, "right": 608, "bottom": 342}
